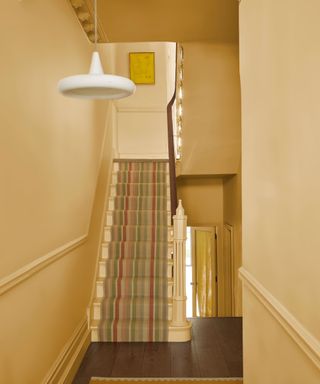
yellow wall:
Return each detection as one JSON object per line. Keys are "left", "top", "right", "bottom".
{"left": 179, "top": 43, "right": 241, "bottom": 176}
{"left": 177, "top": 177, "right": 223, "bottom": 227}
{"left": 240, "top": 0, "right": 320, "bottom": 382}
{"left": 109, "top": 42, "right": 175, "bottom": 159}
{"left": 223, "top": 171, "right": 242, "bottom": 316}
{"left": 0, "top": 1, "right": 112, "bottom": 382}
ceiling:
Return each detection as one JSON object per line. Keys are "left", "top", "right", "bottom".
{"left": 97, "top": 0, "right": 238, "bottom": 43}
{"left": 98, "top": 0, "right": 239, "bottom": 43}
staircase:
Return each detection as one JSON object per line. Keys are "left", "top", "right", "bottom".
{"left": 91, "top": 160, "right": 173, "bottom": 342}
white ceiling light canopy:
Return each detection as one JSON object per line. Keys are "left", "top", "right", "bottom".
{"left": 58, "top": 0, "right": 135, "bottom": 100}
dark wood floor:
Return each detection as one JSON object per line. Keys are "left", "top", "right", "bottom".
{"left": 73, "top": 318, "right": 243, "bottom": 384}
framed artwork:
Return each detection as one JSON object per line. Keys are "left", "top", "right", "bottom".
{"left": 129, "top": 52, "right": 155, "bottom": 85}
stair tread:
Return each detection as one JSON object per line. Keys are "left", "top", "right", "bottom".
{"left": 109, "top": 197, "right": 168, "bottom": 211}
{"left": 105, "top": 226, "right": 168, "bottom": 242}
{"left": 94, "top": 319, "right": 170, "bottom": 329}
{"left": 96, "top": 276, "right": 173, "bottom": 283}
{"left": 107, "top": 209, "right": 170, "bottom": 213}
{"left": 94, "top": 296, "right": 170, "bottom": 304}
{"left": 99, "top": 257, "right": 168, "bottom": 263}
{"left": 107, "top": 209, "right": 171, "bottom": 213}
{"left": 100, "top": 241, "right": 171, "bottom": 260}
{"left": 105, "top": 224, "right": 168, "bottom": 229}
{"left": 110, "top": 197, "right": 167, "bottom": 201}
{"left": 116, "top": 169, "right": 168, "bottom": 173}
{"left": 96, "top": 276, "right": 171, "bottom": 282}
{"left": 94, "top": 297, "right": 172, "bottom": 304}
{"left": 102, "top": 240, "right": 172, "bottom": 245}
{"left": 113, "top": 182, "right": 168, "bottom": 185}
{"left": 98, "top": 257, "right": 168, "bottom": 277}
{"left": 101, "top": 255, "right": 170, "bottom": 261}
{"left": 105, "top": 226, "right": 169, "bottom": 231}
{"left": 91, "top": 318, "right": 169, "bottom": 327}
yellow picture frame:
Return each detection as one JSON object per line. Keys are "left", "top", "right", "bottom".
{"left": 129, "top": 52, "right": 155, "bottom": 85}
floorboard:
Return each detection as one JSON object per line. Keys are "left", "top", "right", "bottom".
{"left": 73, "top": 318, "right": 242, "bottom": 383}
{"left": 111, "top": 343, "right": 145, "bottom": 377}
{"left": 142, "top": 343, "right": 172, "bottom": 377}
{"left": 170, "top": 341, "right": 200, "bottom": 377}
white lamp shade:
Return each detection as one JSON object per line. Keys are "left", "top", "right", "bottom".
{"left": 58, "top": 52, "right": 136, "bottom": 100}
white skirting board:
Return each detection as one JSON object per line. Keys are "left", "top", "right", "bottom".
{"left": 42, "top": 316, "right": 90, "bottom": 384}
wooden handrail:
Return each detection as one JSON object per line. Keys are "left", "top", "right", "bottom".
{"left": 167, "top": 44, "right": 178, "bottom": 220}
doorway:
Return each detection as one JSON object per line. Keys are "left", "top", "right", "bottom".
{"left": 186, "top": 226, "right": 218, "bottom": 317}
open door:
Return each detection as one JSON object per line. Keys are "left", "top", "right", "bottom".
{"left": 191, "top": 227, "right": 218, "bottom": 317}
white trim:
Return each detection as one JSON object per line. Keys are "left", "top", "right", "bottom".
{"left": 42, "top": 316, "right": 90, "bottom": 384}
{"left": 223, "top": 224, "right": 235, "bottom": 316}
{"left": 239, "top": 266, "right": 320, "bottom": 370}
{"left": 87, "top": 153, "right": 114, "bottom": 327}
{"left": 116, "top": 106, "right": 166, "bottom": 113}
{"left": 0, "top": 235, "right": 87, "bottom": 296}
{"left": 119, "top": 153, "right": 169, "bottom": 159}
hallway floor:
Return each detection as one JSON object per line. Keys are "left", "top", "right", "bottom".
{"left": 73, "top": 318, "right": 243, "bottom": 384}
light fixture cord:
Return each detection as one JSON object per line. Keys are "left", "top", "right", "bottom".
{"left": 94, "top": 0, "right": 97, "bottom": 51}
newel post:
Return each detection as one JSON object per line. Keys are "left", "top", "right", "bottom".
{"left": 169, "top": 200, "right": 191, "bottom": 340}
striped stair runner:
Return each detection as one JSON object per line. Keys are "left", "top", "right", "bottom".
{"left": 92, "top": 160, "right": 170, "bottom": 342}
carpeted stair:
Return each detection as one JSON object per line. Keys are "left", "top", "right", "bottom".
{"left": 91, "top": 160, "right": 170, "bottom": 342}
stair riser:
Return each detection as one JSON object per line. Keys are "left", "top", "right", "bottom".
{"left": 113, "top": 162, "right": 169, "bottom": 172}
{"left": 111, "top": 172, "right": 170, "bottom": 185}
{"left": 109, "top": 184, "right": 170, "bottom": 198}
{"left": 108, "top": 198, "right": 171, "bottom": 212}
{"left": 96, "top": 281, "right": 173, "bottom": 299}
{"left": 98, "top": 263, "right": 169, "bottom": 279}
{"left": 98, "top": 260, "right": 173, "bottom": 279}
{"left": 101, "top": 244, "right": 173, "bottom": 260}
{"left": 105, "top": 211, "right": 171, "bottom": 227}
{"left": 91, "top": 322, "right": 169, "bottom": 342}
{"left": 93, "top": 302, "right": 172, "bottom": 321}
{"left": 103, "top": 227, "right": 170, "bottom": 242}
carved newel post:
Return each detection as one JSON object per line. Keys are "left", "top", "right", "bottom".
{"left": 171, "top": 200, "right": 191, "bottom": 334}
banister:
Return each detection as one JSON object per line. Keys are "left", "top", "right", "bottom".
{"left": 167, "top": 44, "right": 178, "bottom": 220}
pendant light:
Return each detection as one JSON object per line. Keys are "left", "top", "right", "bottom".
{"left": 58, "top": 0, "right": 136, "bottom": 99}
